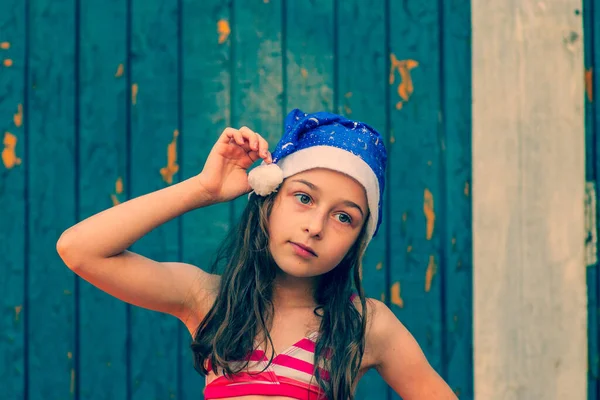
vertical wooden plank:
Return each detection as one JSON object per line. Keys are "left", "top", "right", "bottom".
{"left": 335, "top": 1, "right": 388, "bottom": 398}
{"left": 179, "top": 0, "right": 232, "bottom": 398}
{"left": 231, "top": 0, "right": 283, "bottom": 218}
{"left": 388, "top": 2, "right": 444, "bottom": 390}
{"left": 78, "top": 1, "right": 128, "bottom": 399}
{"left": 589, "top": 0, "right": 600, "bottom": 397}
{"left": 0, "top": 1, "right": 25, "bottom": 399}
{"left": 472, "top": 1, "right": 586, "bottom": 399}
{"left": 28, "top": 0, "right": 77, "bottom": 398}
{"left": 286, "top": 0, "right": 335, "bottom": 113}
{"left": 441, "top": 0, "right": 473, "bottom": 398}
{"left": 129, "top": 1, "right": 180, "bottom": 399}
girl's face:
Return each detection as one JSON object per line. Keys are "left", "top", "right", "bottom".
{"left": 267, "top": 168, "right": 368, "bottom": 279}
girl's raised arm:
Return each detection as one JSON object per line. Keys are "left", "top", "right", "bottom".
{"left": 56, "top": 126, "right": 271, "bottom": 329}
{"left": 56, "top": 176, "right": 220, "bottom": 326}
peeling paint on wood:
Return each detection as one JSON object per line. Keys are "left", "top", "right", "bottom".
{"left": 391, "top": 282, "right": 404, "bottom": 308}
{"left": 389, "top": 54, "right": 418, "bottom": 110}
{"left": 160, "top": 129, "right": 179, "bottom": 185}
{"left": 2, "top": 132, "right": 21, "bottom": 168}
{"left": 217, "top": 19, "right": 230, "bottom": 44}
{"left": 14, "top": 104, "right": 22, "bottom": 127}
{"left": 425, "top": 255, "right": 437, "bottom": 292}
{"left": 14, "top": 305, "right": 22, "bottom": 322}
{"left": 586, "top": 67, "right": 593, "bottom": 102}
{"left": 131, "top": 83, "right": 138, "bottom": 104}
{"left": 424, "top": 188, "right": 435, "bottom": 240}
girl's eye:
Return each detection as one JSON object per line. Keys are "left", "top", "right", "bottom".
{"left": 336, "top": 213, "right": 352, "bottom": 224}
{"left": 294, "top": 193, "right": 312, "bottom": 205}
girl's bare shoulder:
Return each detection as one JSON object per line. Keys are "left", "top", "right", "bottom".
{"left": 351, "top": 296, "right": 404, "bottom": 364}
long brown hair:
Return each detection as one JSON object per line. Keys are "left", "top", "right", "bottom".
{"left": 190, "top": 189, "right": 370, "bottom": 400}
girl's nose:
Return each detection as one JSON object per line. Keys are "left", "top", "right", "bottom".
{"left": 303, "top": 212, "right": 325, "bottom": 238}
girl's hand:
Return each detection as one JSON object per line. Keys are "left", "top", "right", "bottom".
{"left": 197, "top": 126, "right": 272, "bottom": 203}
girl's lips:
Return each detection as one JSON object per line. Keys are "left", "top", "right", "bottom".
{"left": 290, "top": 242, "right": 317, "bottom": 258}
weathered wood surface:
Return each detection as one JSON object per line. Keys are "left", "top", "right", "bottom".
{"left": 472, "top": 1, "right": 587, "bottom": 399}
{"left": 0, "top": 1, "right": 477, "bottom": 399}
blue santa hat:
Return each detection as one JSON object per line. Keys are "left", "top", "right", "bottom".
{"left": 248, "top": 108, "right": 387, "bottom": 244}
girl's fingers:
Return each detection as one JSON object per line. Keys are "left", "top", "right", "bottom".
{"left": 220, "top": 127, "right": 271, "bottom": 162}
{"left": 220, "top": 127, "right": 238, "bottom": 144}
{"left": 233, "top": 129, "right": 245, "bottom": 146}
{"left": 239, "top": 126, "right": 259, "bottom": 151}
{"left": 257, "top": 136, "right": 269, "bottom": 159}
{"left": 247, "top": 150, "right": 261, "bottom": 163}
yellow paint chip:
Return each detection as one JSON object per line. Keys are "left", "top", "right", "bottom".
{"left": 345, "top": 92, "right": 352, "bottom": 98}
{"left": 464, "top": 181, "right": 470, "bottom": 197}
{"left": 217, "top": 20, "right": 231, "bottom": 44}
{"left": 389, "top": 54, "right": 418, "bottom": 110}
{"left": 376, "top": 262, "right": 383, "bottom": 270}
{"left": 14, "top": 104, "right": 23, "bottom": 127}
{"left": 160, "top": 129, "right": 180, "bottom": 184}
{"left": 14, "top": 305, "right": 22, "bottom": 322}
{"left": 3, "top": 59, "right": 13, "bottom": 67}
{"left": 301, "top": 68, "right": 308, "bottom": 79}
{"left": 115, "top": 63, "right": 124, "bottom": 78}
{"left": 115, "top": 177, "right": 124, "bottom": 194}
{"left": 425, "top": 255, "right": 437, "bottom": 292}
{"left": 2, "top": 132, "right": 22, "bottom": 169}
{"left": 111, "top": 177, "right": 124, "bottom": 206}
{"left": 0, "top": 42, "right": 9, "bottom": 49}
{"left": 424, "top": 188, "right": 435, "bottom": 240}
{"left": 586, "top": 68, "right": 593, "bottom": 102}
{"left": 131, "top": 83, "right": 138, "bottom": 105}
{"left": 391, "top": 282, "right": 404, "bottom": 307}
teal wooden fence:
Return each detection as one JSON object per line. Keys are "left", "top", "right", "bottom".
{"left": 0, "top": 1, "right": 474, "bottom": 399}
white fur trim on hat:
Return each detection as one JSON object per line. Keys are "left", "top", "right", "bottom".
{"left": 277, "top": 145, "right": 380, "bottom": 243}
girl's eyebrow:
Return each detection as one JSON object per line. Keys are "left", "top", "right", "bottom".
{"left": 291, "top": 179, "right": 365, "bottom": 217}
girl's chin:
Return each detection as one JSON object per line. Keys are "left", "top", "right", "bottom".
{"left": 274, "top": 262, "right": 321, "bottom": 280}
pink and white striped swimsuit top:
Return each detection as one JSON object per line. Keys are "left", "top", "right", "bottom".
{"left": 203, "top": 331, "right": 329, "bottom": 400}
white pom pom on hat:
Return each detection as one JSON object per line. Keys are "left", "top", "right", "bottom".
{"left": 247, "top": 163, "right": 284, "bottom": 196}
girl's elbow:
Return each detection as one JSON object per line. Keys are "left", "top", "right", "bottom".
{"left": 56, "top": 230, "right": 83, "bottom": 271}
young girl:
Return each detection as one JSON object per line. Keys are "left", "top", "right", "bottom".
{"left": 57, "top": 109, "right": 458, "bottom": 400}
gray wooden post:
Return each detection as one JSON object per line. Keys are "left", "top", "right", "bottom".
{"left": 472, "top": 1, "right": 587, "bottom": 399}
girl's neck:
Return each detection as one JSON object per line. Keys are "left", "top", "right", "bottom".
{"left": 271, "top": 272, "right": 319, "bottom": 309}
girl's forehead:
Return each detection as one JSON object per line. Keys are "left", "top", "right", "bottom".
{"left": 288, "top": 168, "right": 359, "bottom": 185}
{"left": 285, "top": 169, "right": 367, "bottom": 202}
